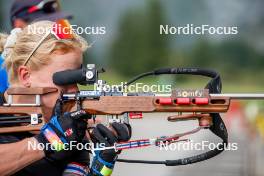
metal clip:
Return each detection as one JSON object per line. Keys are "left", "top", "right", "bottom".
{"left": 30, "top": 114, "right": 39, "bottom": 125}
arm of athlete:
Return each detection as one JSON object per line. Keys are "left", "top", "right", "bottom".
{"left": 0, "top": 137, "right": 45, "bottom": 175}
{"left": 0, "top": 110, "right": 89, "bottom": 175}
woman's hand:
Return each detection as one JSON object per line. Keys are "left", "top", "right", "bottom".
{"left": 89, "top": 122, "right": 131, "bottom": 176}
{"left": 35, "top": 110, "right": 89, "bottom": 154}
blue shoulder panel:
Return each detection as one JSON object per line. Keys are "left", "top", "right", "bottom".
{"left": 0, "top": 55, "right": 9, "bottom": 93}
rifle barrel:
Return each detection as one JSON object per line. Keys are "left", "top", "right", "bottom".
{"left": 211, "top": 93, "right": 264, "bottom": 99}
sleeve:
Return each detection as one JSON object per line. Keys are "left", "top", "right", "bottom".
{"left": 63, "top": 138, "right": 91, "bottom": 175}
{"left": 63, "top": 149, "right": 90, "bottom": 176}
{"left": 0, "top": 56, "right": 9, "bottom": 93}
{"left": 63, "top": 162, "right": 90, "bottom": 176}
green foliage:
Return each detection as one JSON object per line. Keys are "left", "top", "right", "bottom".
{"left": 174, "top": 38, "right": 264, "bottom": 81}
{"left": 109, "top": 0, "right": 169, "bottom": 76}
{"left": 109, "top": 0, "right": 264, "bottom": 87}
{"left": 0, "top": 1, "right": 3, "bottom": 29}
{"left": 188, "top": 39, "right": 215, "bottom": 67}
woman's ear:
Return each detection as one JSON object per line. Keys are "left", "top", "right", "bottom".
{"left": 17, "top": 66, "right": 31, "bottom": 87}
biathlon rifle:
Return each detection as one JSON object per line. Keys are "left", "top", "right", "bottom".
{"left": 1, "top": 65, "right": 264, "bottom": 166}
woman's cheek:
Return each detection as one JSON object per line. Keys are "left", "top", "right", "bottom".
{"left": 41, "top": 91, "right": 60, "bottom": 120}
{"left": 30, "top": 68, "right": 55, "bottom": 87}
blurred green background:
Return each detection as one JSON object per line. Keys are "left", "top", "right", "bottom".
{"left": 1, "top": 0, "right": 264, "bottom": 92}
{"left": 1, "top": 1, "right": 264, "bottom": 176}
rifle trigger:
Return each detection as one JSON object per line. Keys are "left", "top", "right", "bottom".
{"left": 167, "top": 113, "right": 212, "bottom": 128}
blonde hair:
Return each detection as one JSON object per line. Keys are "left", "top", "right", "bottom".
{"left": 0, "top": 20, "right": 88, "bottom": 84}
